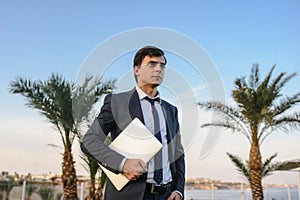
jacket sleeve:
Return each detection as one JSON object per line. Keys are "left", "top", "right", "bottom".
{"left": 81, "top": 94, "right": 125, "bottom": 173}
{"left": 173, "top": 107, "right": 185, "bottom": 197}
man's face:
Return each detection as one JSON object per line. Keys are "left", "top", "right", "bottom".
{"left": 134, "top": 55, "right": 165, "bottom": 87}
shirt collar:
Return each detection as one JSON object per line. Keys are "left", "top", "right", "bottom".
{"left": 135, "top": 86, "right": 161, "bottom": 103}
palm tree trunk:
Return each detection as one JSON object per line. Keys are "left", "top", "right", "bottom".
{"left": 95, "top": 186, "right": 103, "bottom": 200}
{"left": 86, "top": 177, "right": 96, "bottom": 200}
{"left": 62, "top": 150, "right": 78, "bottom": 200}
{"left": 249, "top": 141, "right": 263, "bottom": 200}
{"left": 5, "top": 192, "right": 9, "bottom": 200}
{"left": 87, "top": 172, "right": 103, "bottom": 200}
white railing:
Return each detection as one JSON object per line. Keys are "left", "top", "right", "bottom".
{"left": 1, "top": 180, "right": 298, "bottom": 200}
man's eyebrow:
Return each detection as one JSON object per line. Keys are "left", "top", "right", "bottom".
{"left": 148, "top": 60, "right": 166, "bottom": 65}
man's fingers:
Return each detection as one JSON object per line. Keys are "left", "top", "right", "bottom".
{"left": 123, "top": 172, "right": 142, "bottom": 180}
{"left": 123, "top": 159, "right": 147, "bottom": 173}
{"left": 167, "top": 192, "right": 181, "bottom": 200}
{"left": 138, "top": 159, "right": 147, "bottom": 172}
{"left": 123, "top": 172, "right": 134, "bottom": 180}
{"left": 122, "top": 159, "right": 148, "bottom": 180}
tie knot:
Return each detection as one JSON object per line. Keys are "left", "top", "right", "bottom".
{"left": 144, "top": 96, "right": 159, "bottom": 105}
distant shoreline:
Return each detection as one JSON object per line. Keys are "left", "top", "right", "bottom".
{"left": 185, "top": 178, "right": 298, "bottom": 190}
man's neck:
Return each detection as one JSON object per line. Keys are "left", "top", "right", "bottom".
{"left": 137, "top": 85, "right": 158, "bottom": 98}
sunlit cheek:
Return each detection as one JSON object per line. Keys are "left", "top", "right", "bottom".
{"left": 161, "top": 72, "right": 165, "bottom": 80}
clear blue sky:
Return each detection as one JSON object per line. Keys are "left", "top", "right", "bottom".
{"left": 1, "top": 0, "right": 300, "bottom": 184}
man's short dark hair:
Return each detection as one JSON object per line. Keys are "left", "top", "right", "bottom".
{"left": 133, "top": 46, "right": 167, "bottom": 67}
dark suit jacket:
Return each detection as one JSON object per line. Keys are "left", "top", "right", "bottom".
{"left": 81, "top": 88, "right": 185, "bottom": 200}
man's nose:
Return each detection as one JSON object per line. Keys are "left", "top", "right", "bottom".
{"left": 155, "top": 63, "right": 164, "bottom": 71}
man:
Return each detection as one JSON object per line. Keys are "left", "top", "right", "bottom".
{"left": 81, "top": 46, "right": 185, "bottom": 200}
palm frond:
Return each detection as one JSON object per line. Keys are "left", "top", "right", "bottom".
{"left": 72, "top": 76, "right": 116, "bottom": 135}
{"left": 249, "top": 63, "right": 260, "bottom": 89}
{"left": 271, "top": 72, "right": 297, "bottom": 95}
{"left": 202, "top": 121, "right": 251, "bottom": 142}
{"left": 227, "top": 152, "right": 281, "bottom": 184}
{"left": 199, "top": 101, "right": 251, "bottom": 141}
{"left": 232, "top": 77, "right": 249, "bottom": 110}
{"left": 259, "top": 111, "right": 300, "bottom": 143}
{"left": 272, "top": 113, "right": 300, "bottom": 130}
{"left": 272, "top": 92, "right": 300, "bottom": 117}
{"left": 10, "top": 74, "right": 116, "bottom": 149}
{"left": 258, "top": 65, "right": 275, "bottom": 93}
{"left": 261, "top": 153, "right": 280, "bottom": 177}
{"left": 80, "top": 153, "right": 100, "bottom": 177}
{"left": 199, "top": 102, "right": 249, "bottom": 125}
{"left": 226, "top": 153, "right": 251, "bottom": 183}
{"left": 10, "top": 75, "right": 69, "bottom": 146}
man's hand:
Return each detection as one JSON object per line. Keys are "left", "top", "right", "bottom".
{"left": 167, "top": 191, "right": 182, "bottom": 200}
{"left": 122, "top": 159, "right": 147, "bottom": 180}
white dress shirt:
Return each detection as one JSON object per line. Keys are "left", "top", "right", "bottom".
{"left": 135, "top": 86, "right": 172, "bottom": 185}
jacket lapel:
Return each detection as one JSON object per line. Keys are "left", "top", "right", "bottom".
{"left": 128, "top": 89, "right": 144, "bottom": 123}
{"left": 161, "top": 101, "right": 172, "bottom": 143}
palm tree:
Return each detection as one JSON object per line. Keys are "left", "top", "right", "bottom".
{"left": 198, "top": 64, "right": 300, "bottom": 200}
{"left": 25, "top": 183, "right": 37, "bottom": 200}
{"left": 56, "top": 192, "right": 63, "bottom": 200}
{"left": 0, "top": 172, "right": 9, "bottom": 199}
{"left": 1, "top": 177, "right": 16, "bottom": 200}
{"left": 80, "top": 154, "right": 101, "bottom": 200}
{"left": 73, "top": 77, "right": 115, "bottom": 200}
{"left": 79, "top": 135, "right": 111, "bottom": 200}
{"left": 226, "top": 152, "right": 281, "bottom": 184}
{"left": 9, "top": 73, "right": 115, "bottom": 199}
{"left": 37, "top": 185, "right": 54, "bottom": 200}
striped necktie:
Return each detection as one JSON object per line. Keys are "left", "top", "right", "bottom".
{"left": 144, "top": 97, "right": 163, "bottom": 185}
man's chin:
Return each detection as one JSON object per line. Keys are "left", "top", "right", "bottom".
{"left": 151, "top": 82, "right": 161, "bottom": 88}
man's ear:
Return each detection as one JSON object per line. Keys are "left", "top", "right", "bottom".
{"left": 133, "top": 66, "right": 139, "bottom": 76}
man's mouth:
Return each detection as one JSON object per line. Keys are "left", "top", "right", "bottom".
{"left": 152, "top": 76, "right": 161, "bottom": 79}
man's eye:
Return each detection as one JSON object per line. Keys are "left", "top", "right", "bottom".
{"left": 149, "top": 63, "right": 157, "bottom": 67}
{"left": 160, "top": 64, "right": 166, "bottom": 69}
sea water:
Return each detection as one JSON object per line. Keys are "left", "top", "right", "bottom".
{"left": 185, "top": 188, "right": 299, "bottom": 200}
